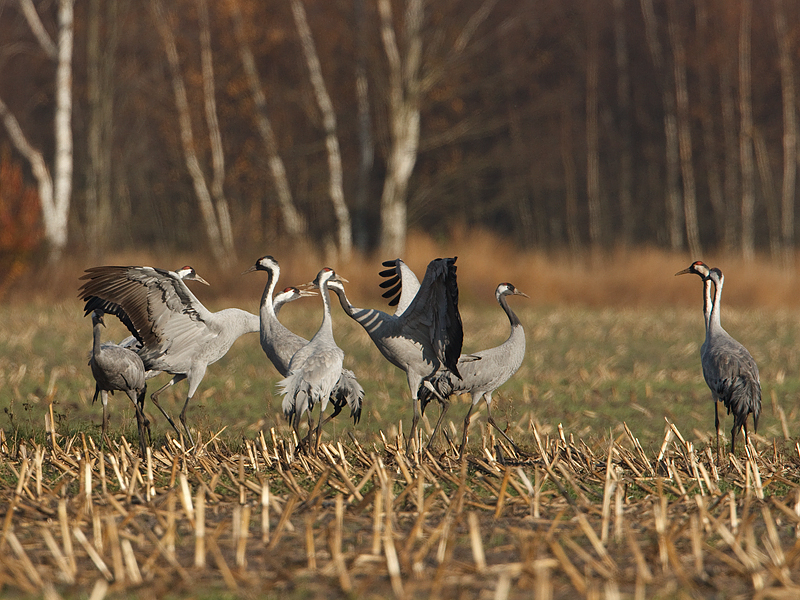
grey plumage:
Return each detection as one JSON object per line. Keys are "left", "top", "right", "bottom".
{"left": 325, "top": 257, "right": 463, "bottom": 449}
{"left": 420, "top": 282, "right": 528, "bottom": 455}
{"left": 676, "top": 262, "right": 761, "bottom": 456}
{"left": 245, "top": 256, "right": 362, "bottom": 429}
{"left": 88, "top": 310, "right": 149, "bottom": 455}
{"left": 80, "top": 265, "right": 259, "bottom": 445}
{"left": 278, "top": 268, "right": 350, "bottom": 449}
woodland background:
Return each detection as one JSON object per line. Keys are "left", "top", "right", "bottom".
{"left": 1, "top": 0, "right": 800, "bottom": 291}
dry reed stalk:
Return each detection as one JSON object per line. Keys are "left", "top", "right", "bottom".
{"left": 267, "top": 494, "right": 298, "bottom": 550}
{"left": 6, "top": 529, "right": 44, "bottom": 588}
{"left": 332, "top": 494, "right": 352, "bottom": 592}
{"left": 73, "top": 526, "right": 113, "bottom": 581}
{"left": 105, "top": 515, "right": 124, "bottom": 584}
{"left": 261, "top": 480, "right": 270, "bottom": 544}
{"left": 372, "top": 478, "right": 383, "bottom": 556}
{"left": 304, "top": 512, "right": 316, "bottom": 571}
{"left": 206, "top": 533, "right": 239, "bottom": 592}
{"left": 195, "top": 485, "right": 206, "bottom": 568}
{"left": 467, "top": 511, "right": 486, "bottom": 573}
{"left": 40, "top": 526, "right": 74, "bottom": 584}
{"left": 548, "top": 538, "right": 587, "bottom": 594}
{"left": 494, "top": 467, "right": 511, "bottom": 519}
{"left": 87, "top": 579, "right": 108, "bottom": 600}
{"left": 236, "top": 504, "right": 250, "bottom": 569}
{"left": 120, "top": 539, "right": 142, "bottom": 584}
{"left": 600, "top": 437, "right": 615, "bottom": 544}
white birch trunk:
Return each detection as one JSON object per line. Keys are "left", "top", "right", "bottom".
{"left": 198, "top": 0, "right": 236, "bottom": 261}
{"left": 151, "top": 0, "right": 227, "bottom": 266}
{"left": 290, "top": 0, "right": 352, "bottom": 259}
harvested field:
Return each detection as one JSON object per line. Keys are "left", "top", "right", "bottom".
{"left": 1, "top": 421, "right": 799, "bottom": 599}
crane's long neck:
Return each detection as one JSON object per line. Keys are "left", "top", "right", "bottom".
{"left": 708, "top": 275, "right": 723, "bottom": 336}
{"left": 702, "top": 277, "right": 712, "bottom": 332}
{"left": 259, "top": 268, "right": 279, "bottom": 327}
{"left": 499, "top": 293, "right": 521, "bottom": 329}
{"left": 329, "top": 285, "right": 390, "bottom": 334}
{"left": 92, "top": 321, "right": 103, "bottom": 358}
{"left": 318, "top": 280, "right": 335, "bottom": 337}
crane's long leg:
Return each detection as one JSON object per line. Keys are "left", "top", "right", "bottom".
{"left": 127, "top": 388, "right": 149, "bottom": 456}
{"left": 150, "top": 374, "right": 186, "bottom": 440}
{"left": 714, "top": 400, "right": 721, "bottom": 464}
{"left": 100, "top": 390, "right": 109, "bottom": 440}
{"left": 458, "top": 403, "right": 476, "bottom": 458}
{"left": 426, "top": 399, "right": 450, "bottom": 453}
{"left": 407, "top": 396, "right": 421, "bottom": 454}
{"left": 178, "top": 395, "right": 196, "bottom": 446}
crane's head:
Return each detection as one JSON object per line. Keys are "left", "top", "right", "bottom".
{"left": 674, "top": 260, "right": 711, "bottom": 279}
{"left": 243, "top": 255, "right": 279, "bottom": 276}
{"left": 175, "top": 266, "right": 210, "bottom": 285}
{"left": 311, "top": 267, "right": 348, "bottom": 289}
{"left": 707, "top": 267, "right": 723, "bottom": 286}
{"left": 277, "top": 286, "right": 317, "bottom": 302}
{"left": 496, "top": 282, "right": 529, "bottom": 301}
{"left": 91, "top": 309, "right": 106, "bottom": 327}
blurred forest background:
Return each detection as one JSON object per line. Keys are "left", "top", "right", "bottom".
{"left": 1, "top": 0, "right": 800, "bottom": 299}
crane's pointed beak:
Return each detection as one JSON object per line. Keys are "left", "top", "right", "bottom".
{"left": 190, "top": 273, "right": 211, "bottom": 285}
{"left": 297, "top": 288, "right": 318, "bottom": 298}
{"left": 242, "top": 265, "right": 258, "bottom": 275}
{"left": 514, "top": 290, "right": 530, "bottom": 298}
{"left": 334, "top": 274, "right": 349, "bottom": 284}
{"left": 674, "top": 267, "right": 693, "bottom": 276}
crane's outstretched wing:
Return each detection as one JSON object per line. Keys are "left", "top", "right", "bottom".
{"left": 379, "top": 259, "right": 421, "bottom": 315}
{"left": 399, "top": 257, "right": 463, "bottom": 379}
{"left": 79, "top": 266, "right": 216, "bottom": 366}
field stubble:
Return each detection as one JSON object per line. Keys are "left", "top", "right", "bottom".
{"left": 2, "top": 245, "right": 800, "bottom": 597}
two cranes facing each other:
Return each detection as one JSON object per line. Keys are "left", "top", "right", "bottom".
{"left": 676, "top": 261, "right": 762, "bottom": 459}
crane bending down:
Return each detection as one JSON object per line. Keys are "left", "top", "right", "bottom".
{"left": 278, "top": 268, "right": 351, "bottom": 450}
{"left": 419, "top": 283, "right": 528, "bottom": 456}
{"left": 89, "top": 310, "right": 149, "bottom": 455}
{"left": 80, "top": 265, "right": 260, "bottom": 445}
{"left": 676, "top": 262, "right": 761, "bottom": 456}
{"left": 244, "top": 255, "right": 362, "bottom": 432}
{"left": 324, "top": 257, "right": 464, "bottom": 450}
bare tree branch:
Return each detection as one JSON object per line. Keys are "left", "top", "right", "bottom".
{"left": 18, "top": 0, "right": 57, "bottom": 58}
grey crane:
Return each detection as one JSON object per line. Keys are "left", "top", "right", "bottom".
{"left": 273, "top": 285, "right": 317, "bottom": 315}
{"left": 419, "top": 282, "right": 528, "bottom": 456}
{"left": 324, "top": 257, "right": 463, "bottom": 450}
{"left": 278, "top": 267, "right": 350, "bottom": 450}
{"left": 244, "top": 255, "right": 362, "bottom": 433}
{"left": 80, "top": 265, "right": 260, "bottom": 445}
{"left": 88, "top": 309, "right": 149, "bottom": 455}
{"left": 677, "top": 262, "right": 762, "bottom": 457}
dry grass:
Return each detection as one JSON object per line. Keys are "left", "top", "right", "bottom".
{"left": 0, "top": 422, "right": 799, "bottom": 599}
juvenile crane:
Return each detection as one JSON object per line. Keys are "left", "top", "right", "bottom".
{"left": 245, "top": 255, "right": 362, "bottom": 431}
{"left": 88, "top": 310, "right": 149, "bottom": 455}
{"left": 279, "top": 268, "right": 351, "bottom": 450}
{"left": 324, "top": 257, "right": 463, "bottom": 449}
{"left": 420, "top": 283, "right": 528, "bottom": 456}
{"left": 676, "top": 262, "right": 761, "bottom": 456}
{"left": 80, "top": 265, "right": 259, "bottom": 445}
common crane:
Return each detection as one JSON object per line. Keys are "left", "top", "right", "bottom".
{"left": 419, "top": 282, "right": 528, "bottom": 456}
{"left": 88, "top": 310, "right": 149, "bottom": 455}
{"left": 676, "top": 262, "right": 761, "bottom": 456}
{"left": 278, "top": 267, "right": 351, "bottom": 450}
{"left": 244, "top": 255, "right": 362, "bottom": 433}
{"left": 80, "top": 264, "right": 260, "bottom": 445}
{"left": 324, "top": 257, "right": 463, "bottom": 450}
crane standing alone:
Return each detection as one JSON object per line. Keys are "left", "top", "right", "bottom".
{"left": 245, "top": 255, "right": 362, "bottom": 431}
{"left": 420, "top": 283, "right": 528, "bottom": 456}
{"left": 324, "top": 257, "right": 463, "bottom": 450}
{"left": 676, "top": 262, "right": 761, "bottom": 457}
{"left": 88, "top": 310, "right": 149, "bottom": 455}
{"left": 80, "top": 265, "right": 260, "bottom": 445}
{"left": 279, "top": 268, "right": 349, "bottom": 450}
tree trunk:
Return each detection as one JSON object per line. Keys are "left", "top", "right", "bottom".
{"left": 738, "top": 0, "right": 756, "bottom": 260}
{"left": 667, "top": 0, "right": 701, "bottom": 257}
{"left": 696, "top": 0, "right": 729, "bottom": 251}
{"left": 151, "top": 0, "right": 227, "bottom": 266}
{"left": 290, "top": 0, "right": 352, "bottom": 260}
{"left": 377, "top": 0, "right": 423, "bottom": 258}
{"left": 227, "top": 0, "right": 306, "bottom": 241}
{"left": 613, "top": 0, "right": 633, "bottom": 246}
{"left": 641, "top": 0, "right": 682, "bottom": 251}
{"left": 561, "top": 103, "right": 582, "bottom": 254}
{"left": 753, "top": 127, "right": 781, "bottom": 259}
{"left": 353, "top": 0, "right": 374, "bottom": 253}
{"left": 198, "top": 0, "right": 236, "bottom": 262}
{"left": 720, "top": 63, "right": 740, "bottom": 252}
{"left": 586, "top": 0, "right": 602, "bottom": 248}
{"left": 773, "top": 0, "right": 796, "bottom": 266}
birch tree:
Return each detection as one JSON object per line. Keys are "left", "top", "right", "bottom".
{"left": 0, "top": 0, "right": 74, "bottom": 262}
{"left": 150, "top": 0, "right": 234, "bottom": 266}
{"left": 290, "top": 0, "right": 352, "bottom": 259}
{"left": 377, "top": 0, "right": 497, "bottom": 257}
